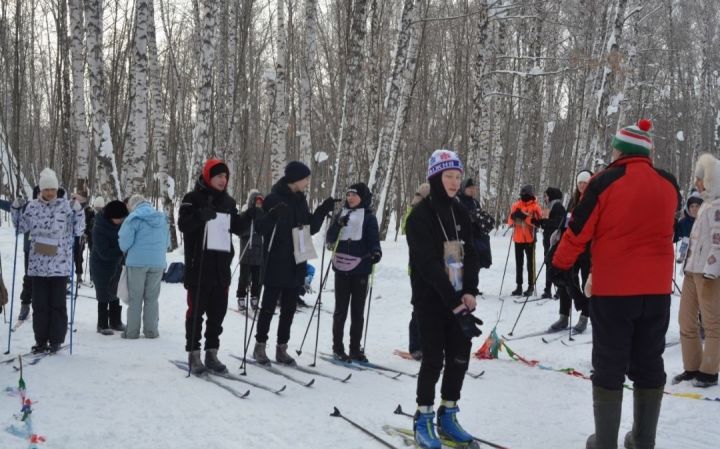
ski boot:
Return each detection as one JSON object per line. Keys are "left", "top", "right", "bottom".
{"left": 250, "top": 296, "right": 259, "bottom": 312}
{"left": 97, "top": 325, "right": 114, "bottom": 336}
{"left": 333, "top": 347, "right": 350, "bottom": 362}
{"left": 413, "top": 409, "right": 441, "bottom": 449}
{"left": 237, "top": 296, "right": 247, "bottom": 312}
{"left": 188, "top": 350, "right": 207, "bottom": 375}
{"left": 522, "top": 286, "right": 534, "bottom": 297}
{"left": 437, "top": 403, "right": 474, "bottom": 445}
{"left": 253, "top": 342, "right": 270, "bottom": 365}
{"left": 349, "top": 349, "right": 368, "bottom": 363}
{"left": 205, "top": 349, "right": 228, "bottom": 373}
{"left": 49, "top": 343, "right": 61, "bottom": 354}
{"left": 510, "top": 285, "right": 523, "bottom": 296}
{"left": 541, "top": 289, "right": 553, "bottom": 299}
{"left": 276, "top": 343, "right": 296, "bottom": 365}
{"left": 548, "top": 314, "right": 569, "bottom": 332}
{"left": 31, "top": 343, "right": 48, "bottom": 354}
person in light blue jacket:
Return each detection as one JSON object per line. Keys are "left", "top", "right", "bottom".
{"left": 118, "top": 194, "right": 170, "bottom": 339}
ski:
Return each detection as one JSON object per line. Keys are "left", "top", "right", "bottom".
{"left": 502, "top": 329, "right": 562, "bottom": 341}
{"left": 330, "top": 407, "right": 399, "bottom": 449}
{"left": 1, "top": 350, "right": 39, "bottom": 365}
{"left": 352, "top": 358, "right": 418, "bottom": 378}
{"left": 542, "top": 330, "right": 583, "bottom": 344}
{"left": 393, "top": 405, "right": 510, "bottom": 449}
{"left": 230, "top": 355, "right": 315, "bottom": 387}
{"left": 512, "top": 297, "right": 543, "bottom": 304}
{"left": 170, "top": 360, "right": 250, "bottom": 399}
{"left": 561, "top": 339, "right": 592, "bottom": 347}
{"left": 172, "top": 359, "right": 285, "bottom": 394}
{"left": 466, "top": 370, "right": 485, "bottom": 379}
{"left": 319, "top": 353, "right": 402, "bottom": 380}
{"left": 383, "top": 425, "right": 475, "bottom": 449}
{"left": 292, "top": 362, "right": 352, "bottom": 383}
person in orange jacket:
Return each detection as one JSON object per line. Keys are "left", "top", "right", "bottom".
{"left": 507, "top": 185, "right": 543, "bottom": 296}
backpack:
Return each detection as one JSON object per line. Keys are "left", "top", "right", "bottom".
{"left": 163, "top": 262, "right": 185, "bottom": 283}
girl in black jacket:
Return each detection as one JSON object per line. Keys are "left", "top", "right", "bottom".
{"left": 405, "top": 149, "right": 482, "bottom": 449}
{"left": 326, "top": 182, "right": 381, "bottom": 362}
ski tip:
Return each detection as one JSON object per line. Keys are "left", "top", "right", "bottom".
{"left": 342, "top": 374, "right": 352, "bottom": 383}
{"left": 305, "top": 378, "right": 316, "bottom": 387}
{"left": 330, "top": 406, "right": 341, "bottom": 417}
{"left": 274, "top": 385, "right": 287, "bottom": 394}
{"left": 393, "top": 404, "right": 404, "bottom": 415}
{"left": 241, "top": 389, "right": 251, "bottom": 398}
{"left": 541, "top": 337, "right": 550, "bottom": 344}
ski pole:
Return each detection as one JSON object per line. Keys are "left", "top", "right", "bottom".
{"left": 673, "top": 278, "right": 681, "bottom": 294}
{"left": 508, "top": 259, "right": 547, "bottom": 336}
{"left": 4, "top": 229, "right": 20, "bottom": 355}
{"left": 330, "top": 407, "right": 398, "bottom": 449}
{"left": 241, "top": 224, "right": 277, "bottom": 373}
{"left": 497, "top": 230, "right": 513, "bottom": 299}
{"left": 186, "top": 222, "right": 211, "bottom": 377}
{"left": 361, "top": 267, "right": 376, "bottom": 353}
{"left": 310, "top": 224, "right": 340, "bottom": 368}
{"left": 240, "top": 221, "right": 254, "bottom": 373}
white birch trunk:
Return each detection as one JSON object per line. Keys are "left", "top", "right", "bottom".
{"left": 69, "top": 0, "right": 89, "bottom": 194}
{"left": 468, "top": 1, "right": 491, "bottom": 203}
{"left": 122, "top": 0, "right": 150, "bottom": 196}
{"left": 298, "top": 0, "right": 318, "bottom": 168}
{"left": 331, "top": 0, "right": 369, "bottom": 197}
{"left": 85, "top": 0, "right": 121, "bottom": 199}
{"left": 188, "top": 0, "right": 219, "bottom": 191}
{"left": 270, "top": 0, "right": 288, "bottom": 183}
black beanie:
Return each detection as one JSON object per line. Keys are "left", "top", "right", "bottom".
{"left": 461, "top": 178, "right": 475, "bottom": 190}
{"left": 284, "top": 161, "right": 311, "bottom": 183}
{"left": 103, "top": 200, "right": 129, "bottom": 220}
{"left": 544, "top": 187, "right": 563, "bottom": 202}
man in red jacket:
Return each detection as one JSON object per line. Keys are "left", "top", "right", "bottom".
{"left": 551, "top": 119, "right": 680, "bottom": 449}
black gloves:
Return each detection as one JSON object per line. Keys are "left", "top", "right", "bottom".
{"left": 370, "top": 251, "right": 382, "bottom": 264}
{"left": 456, "top": 313, "right": 483, "bottom": 339}
{"left": 549, "top": 265, "right": 573, "bottom": 288}
{"left": 267, "top": 202, "right": 287, "bottom": 220}
{"left": 245, "top": 206, "right": 259, "bottom": 220}
{"left": 510, "top": 209, "right": 527, "bottom": 221}
{"left": 336, "top": 213, "right": 350, "bottom": 227}
{"left": 197, "top": 207, "right": 217, "bottom": 222}
{"left": 317, "top": 197, "right": 340, "bottom": 217}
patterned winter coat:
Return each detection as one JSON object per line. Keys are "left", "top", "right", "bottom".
{"left": 12, "top": 198, "right": 85, "bottom": 277}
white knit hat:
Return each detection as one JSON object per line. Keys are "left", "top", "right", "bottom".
{"left": 38, "top": 168, "right": 59, "bottom": 190}
{"left": 92, "top": 196, "right": 106, "bottom": 208}
{"left": 127, "top": 194, "right": 146, "bottom": 212}
{"left": 576, "top": 170, "right": 592, "bottom": 185}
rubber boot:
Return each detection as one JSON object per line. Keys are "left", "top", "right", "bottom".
{"left": 586, "top": 386, "right": 623, "bottom": 449}
{"left": 623, "top": 388, "right": 663, "bottom": 449}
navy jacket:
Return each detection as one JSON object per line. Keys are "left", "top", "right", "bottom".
{"left": 326, "top": 198, "right": 381, "bottom": 276}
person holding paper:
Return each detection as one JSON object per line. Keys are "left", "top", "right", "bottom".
{"left": 253, "top": 160, "right": 337, "bottom": 366}
{"left": 178, "top": 159, "right": 256, "bottom": 374}
{"left": 326, "top": 182, "right": 381, "bottom": 362}
{"left": 405, "top": 150, "right": 482, "bottom": 449}
{"left": 11, "top": 168, "right": 85, "bottom": 354}
{"left": 118, "top": 194, "right": 171, "bottom": 339}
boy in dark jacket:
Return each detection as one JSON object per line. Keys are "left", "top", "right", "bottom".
{"left": 253, "top": 161, "right": 336, "bottom": 366}
{"left": 326, "top": 182, "right": 381, "bottom": 362}
{"left": 236, "top": 189, "right": 265, "bottom": 311}
{"left": 675, "top": 192, "right": 702, "bottom": 263}
{"left": 406, "top": 149, "right": 482, "bottom": 449}
{"left": 540, "top": 187, "right": 565, "bottom": 298}
{"left": 178, "top": 159, "right": 257, "bottom": 374}
{"left": 457, "top": 178, "right": 495, "bottom": 273}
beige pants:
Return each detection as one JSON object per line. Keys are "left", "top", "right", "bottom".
{"left": 679, "top": 273, "right": 720, "bottom": 374}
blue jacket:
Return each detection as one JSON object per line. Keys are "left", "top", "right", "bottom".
{"left": 119, "top": 202, "right": 170, "bottom": 268}
{"left": 675, "top": 212, "right": 695, "bottom": 241}
{"left": 326, "top": 200, "right": 381, "bottom": 276}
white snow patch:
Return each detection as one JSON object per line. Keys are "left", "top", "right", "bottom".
{"left": 676, "top": 131, "right": 685, "bottom": 142}
{"left": 314, "top": 151, "right": 329, "bottom": 163}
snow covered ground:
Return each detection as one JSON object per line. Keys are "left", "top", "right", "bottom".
{"left": 0, "top": 225, "right": 716, "bottom": 449}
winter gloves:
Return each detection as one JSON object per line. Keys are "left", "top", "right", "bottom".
{"left": 317, "top": 197, "right": 341, "bottom": 217}
{"left": 550, "top": 265, "right": 573, "bottom": 288}
{"left": 370, "top": 251, "right": 382, "bottom": 264}
{"left": 197, "top": 207, "right": 217, "bottom": 222}
{"left": 510, "top": 209, "right": 527, "bottom": 221}
{"left": 456, "top": 312, "right": 483, "bottom": 340}
{"left": 336, "top": 213, "right": 350, "bottom": 227}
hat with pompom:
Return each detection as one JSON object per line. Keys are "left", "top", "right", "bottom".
{"left": 427, "top": 149, "right": 464, "bottom": 179}
{"left": 611, "top": 119, "right": 654, "bottom": 156}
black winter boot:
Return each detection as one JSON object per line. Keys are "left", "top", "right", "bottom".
{"left": 510, "top": 285, "right": 523, "bottom": 296}
{"left": 108, "top": 301, "right": 125, "bottom": 331}
{"left": 623, "top": 388, "right": 663, "bottom": 449}
{"left": 97, "top": 302, "right": 113, "bottom": 335}
{"left": 586, "top": 386, "right": 623, "bottom": 449}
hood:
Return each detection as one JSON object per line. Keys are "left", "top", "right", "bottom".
{"left": 246, "top": 189, "right": 263, "bottom": 209}
{"left": 345, "top": 182, "right": 372, "bottom": 210}
{"left": 695, "top": 153, "right": 720, "bottom": 200}
{"left": 271, "top": 177, "right": 305, "bottom": 202}
{"left": 127, "top": 202, "right": 166, "bottom": 228}
{"left": 545, "top": 187, "right": 563, "bottom": 202}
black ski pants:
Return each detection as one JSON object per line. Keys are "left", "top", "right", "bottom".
{"left": 20, "top": 249, "right": 31, "bottom": 305}
{"left": 415, "top": 304, "right": 471, "bottom": 406}
{"left": 332, "top": 273, "right": 368, "bottom": 354}
{"left": 237, "top": 264, "right": 261, "bottom": 298}
{"left": 73, "top": 236, "right": 84, "bottom": 277}
{"left": 590, "top": 295, "right": 670, "bottom": 390}
{"left": 409, "top": 310, "right": 422, "bottom": 353}
{"left": 255, "top": 287, "right": 298, "bottom": 345}
{"left": 185, "top": 284, "right": 229, "bottom": 351}
{"left": 559, "top": 253, "right": 590, "bottom": 316}
{"left": 514, "top": 242, "right": 535, "bottom": 288}
{"left": 31, "top": 276, "right": 68, "bottom": 346}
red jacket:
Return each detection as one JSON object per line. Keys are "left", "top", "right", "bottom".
{"left": 552, "top": 156, "right": 680, "bottom": 296}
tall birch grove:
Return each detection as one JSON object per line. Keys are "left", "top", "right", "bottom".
{"left": 1, "top": 0, "right": 719, "bottom": 238}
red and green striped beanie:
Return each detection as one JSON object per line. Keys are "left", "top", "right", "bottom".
{"left": 611, "top": 119, "right": 654, "bottom": 156}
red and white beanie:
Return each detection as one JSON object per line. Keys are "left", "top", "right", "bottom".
{"left": 427, "top": 149, "right": 464, "bottom": 179}
{"left": 611, "top": 119, "right": 654, "bottom": 156}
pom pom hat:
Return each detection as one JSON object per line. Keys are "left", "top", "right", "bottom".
{"left": 427, "top": 149, "right": 464, "bottom": 179}
{"left": 38, "top": 168, "right": 59, "bottom": 190}
{"left": 611, "top": 119, "right": 654, "bottom": 156}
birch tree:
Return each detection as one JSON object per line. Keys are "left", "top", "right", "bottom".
{"left": 69, "top": 0, "right": 89, "bottom": 195}
{"left": 270, "top": 0, "right": 288, "bottom": 183}
{"left": 298, "top": 0, "right": 318, "bottom": 168}
{"left": 85, "top": 0, "right": 121, "bottom": 199}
